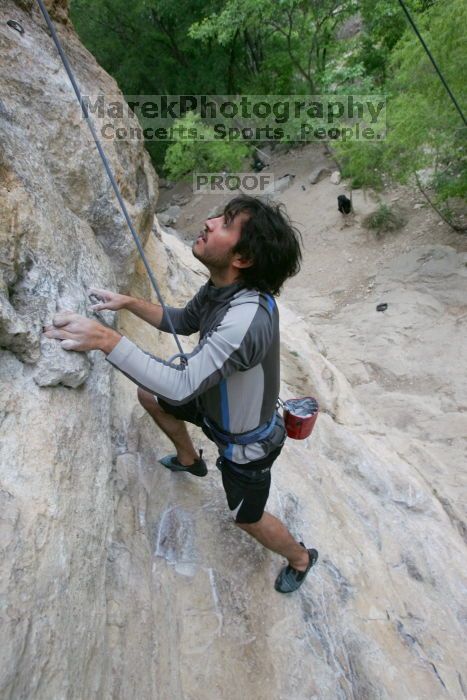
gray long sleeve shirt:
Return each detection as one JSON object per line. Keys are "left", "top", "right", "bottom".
{"left": 106, "top": 280, "right": 286, "bottom": 463}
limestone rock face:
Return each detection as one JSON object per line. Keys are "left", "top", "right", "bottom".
{"left": 1, "top": 1, "right": 467, "bottom": 699}
{"left": 103, "top": 232, "right": 467, "bottom": 700}
{"left": 0, "top": 1, "right": 157, "bottom": 697}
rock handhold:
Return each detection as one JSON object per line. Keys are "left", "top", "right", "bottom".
{"left": 33, "top": 337, "right": 91, "bottom": 388}
{"left": 0, "top": 293, "right": 40, "bottom": 364}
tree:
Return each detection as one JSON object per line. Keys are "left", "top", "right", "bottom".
{"left": 335, "top": 0, "right": 466, "bottom": 230}
{"left": 384, "top": 0, "right": 466, "bottom": 227}
{"left": 189, "top": 0, "right": 357, "bottom": 93}
{"left": 163, "top": 112, "right": 249, "bottom": 180}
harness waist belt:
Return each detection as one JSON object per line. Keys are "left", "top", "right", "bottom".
{"left": 204, "top": 413, "right": 277, "bottom": 445}
{"left": 215, "top": 457, "right": 270, "bottom": 478}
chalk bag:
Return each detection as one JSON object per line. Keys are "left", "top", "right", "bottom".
{"left": 282, "top": 397, "right": 319, "bottom": 440}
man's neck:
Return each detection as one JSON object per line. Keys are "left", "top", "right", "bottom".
{"left": 209, "top": 270, "right": 242, "bottom": 288}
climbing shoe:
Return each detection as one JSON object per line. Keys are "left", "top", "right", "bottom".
{"left": 274, "top": 542, "right": 318, "bottom": 593}
{"left": 159, "top": 449, "right": 207, "bottom": 477}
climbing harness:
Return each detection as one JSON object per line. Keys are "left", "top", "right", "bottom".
{"left": 35, "top": 0, "right": 319, "bottom": 442}
{"left": 204, "top": 413, "right": 277, "bottom": 446}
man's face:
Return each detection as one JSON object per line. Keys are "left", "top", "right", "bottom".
{"left": 192, "top": 211, "right": 249, "bottom": 271}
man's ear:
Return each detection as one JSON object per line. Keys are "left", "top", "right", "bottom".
{"left": 232, "top": 255, "right": 253, "bottom": 270}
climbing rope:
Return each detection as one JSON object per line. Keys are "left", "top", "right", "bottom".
{"left": 35, "top": 0, "right": 186, "bottom": 360}
{"left": 397, "top": 0, "right": 466, "bottom": 126}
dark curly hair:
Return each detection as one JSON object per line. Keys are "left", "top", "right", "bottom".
{"left": 223, "top": 195, "right": 303, "bottom": 296}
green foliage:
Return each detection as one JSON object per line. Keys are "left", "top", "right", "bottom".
{"left": 70, "top": 0, "right": 245, "bottom": 95}
{"left": 336, "top": 141, "right": 385, "bottom": 189}
{"left": 433, "top": 157, "right": 467, "bottom": 202}
{"left": 70, "top": 0, "right": 466, "bottom": 221}
{"left": 189, "top": 0, "right": 358, "bottom": 93}
{"left": 356, "top": 0, "right": 410, "bottom": 84}
{"left": 351, "top": 0, "right": 437, "bottom": 85}
{"left": 334, "top": 0, "right": 466, "bottom": 226}
{"left": 318, "top": 59, "right": 376, "bottom": 94}
{"left": 163, "top": 113, "right": 249, "bottom": 180}
{"left": 383, "top": 0, "right": 466, "bottom": 209}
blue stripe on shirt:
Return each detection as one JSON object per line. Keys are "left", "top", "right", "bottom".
{"left": 219, "top": 378, "right": 234, "bottom": 459}
{"left": 265, "top": 294, "right": 275, "bottom": 314}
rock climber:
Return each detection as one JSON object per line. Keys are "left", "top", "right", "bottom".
{"left": 43, "top": 194, "right": 318, "bottom": 593}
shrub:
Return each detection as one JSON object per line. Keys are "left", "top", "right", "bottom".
{"left": 362, "top": 203, "right": 406, "bottom": 236}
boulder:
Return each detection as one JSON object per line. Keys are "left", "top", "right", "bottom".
{"left": 308, "top": 166, "right": 331, "bottom": 184}
{"left": 330, "top": 170, "right": 342, "bottom": 184}
{"left": 158, "top": 204, "right": 182, "bottom": 227}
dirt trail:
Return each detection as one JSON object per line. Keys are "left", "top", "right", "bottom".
{"left": 159, "top": 143, "right": 465, "bottom": 309}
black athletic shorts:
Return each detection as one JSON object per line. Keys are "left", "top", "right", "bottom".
{"left": 157, "top": 396, "right": 283, "bottom": 524}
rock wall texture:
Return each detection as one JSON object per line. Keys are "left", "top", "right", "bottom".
{"left": 1, "top": 2, "right": 467, "bottom": 700}
{"left": 0, "top": 1, "right": 158, "bottom": 697}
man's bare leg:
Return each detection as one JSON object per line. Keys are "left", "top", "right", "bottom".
{"left": 138, "top": 389, "right": 307, "bottom": 568}
{"left": 237, "top": 512, "right": 310, "bottom": 570}
{"left": 137, "top": 387, "right": 199, "bottom": 466}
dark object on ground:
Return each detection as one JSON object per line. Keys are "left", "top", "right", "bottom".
{"left": 253, "top": 157, "right": 265, "bottom": 172}
{"left": 159, "top": 450, "right": 207, "bottom": 477}
{"left": 338, "top": 194, "right": 352, "bottom": 214}
{"left": 376, "top": 303, "right": 388, "bottom": 312}
{"left": 301, "top": 185, "right": 306, "bottom": 191}
{"left": 274, "top": 543, "right": 318, "bottom": 593}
